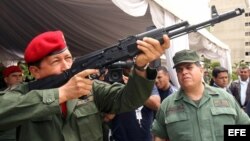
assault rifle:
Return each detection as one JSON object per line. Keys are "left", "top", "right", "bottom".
{"left": 28, "top": 8, "right": 244, "bottom": 90}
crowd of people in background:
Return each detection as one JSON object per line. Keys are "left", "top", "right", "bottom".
{"left": 0, "top": 31, "right": 250, "bottom": 141}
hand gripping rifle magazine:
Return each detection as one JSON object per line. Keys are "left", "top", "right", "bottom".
{"left": 28, "top": 7, "right": 244, "bottom": 90}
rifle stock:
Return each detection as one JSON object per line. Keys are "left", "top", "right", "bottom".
{"left": 28, "top": 8, "right": 244, "bottom": 90}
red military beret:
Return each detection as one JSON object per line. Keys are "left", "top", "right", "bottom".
{"left": 3, "top": 65, "right": 22, "bottom": 77}
{"left": 24, "top": 30, "right": 67, "bottom": 64}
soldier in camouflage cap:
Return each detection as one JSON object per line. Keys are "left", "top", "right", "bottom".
{"left": 152, "top": 49, "right": 250, "bottom": 141}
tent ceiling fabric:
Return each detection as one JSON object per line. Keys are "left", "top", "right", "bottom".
{"left": 0, "top": 0, "right": 154, "bottom": 64}
{"left": 0, "top": 0, "right": 231, "bottom": 74}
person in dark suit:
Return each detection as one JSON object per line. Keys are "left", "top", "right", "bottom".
{"left": 211, "top": 66, "right": 231, "bottom": 94}
{"left": 246, "top": 101, "right": 250, "bottom": 117}
{"left": 229, "top": 66, "right": 250, "bottom": 110}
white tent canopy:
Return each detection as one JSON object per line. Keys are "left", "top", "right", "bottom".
{"left": 113, "top": 0, "right": 232, "bottom": 87}
{"left": 0, "top": 0, "right": 232, "bottom": 87}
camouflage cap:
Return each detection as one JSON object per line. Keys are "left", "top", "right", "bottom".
{"left": 173, "top": 49, "right": 200, "bottom": 68}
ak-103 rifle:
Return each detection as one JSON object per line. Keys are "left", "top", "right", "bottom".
{"left": 28, "top": 7, "right": 244, "bottom": 90}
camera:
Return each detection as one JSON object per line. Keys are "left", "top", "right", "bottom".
{"left": 105, "top": 60, "right": 134, "bottom": 83}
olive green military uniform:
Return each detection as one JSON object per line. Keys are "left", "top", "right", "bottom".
{"left": 0, "top": 87, "right": 19, "bottom": 141}
{"left": 152, "top": 84, "right": 250, "bottom": 141}
{"left": 0, "top": 69, "right": 156, "bottom": 141}
{"left": 0, "top": 129, "right": 16, "bottom": 141}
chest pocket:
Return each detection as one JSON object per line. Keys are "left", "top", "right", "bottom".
{"left": 29, "top": 116, "right": 55, "bottom": 131}
{"left": 74, "top": 101, "right": 102, "bottom": 141}
{"left": 165, "top": 112, "right": 192, "bottom": 140}
{"left": 211, "top": 107, "right": 236, "bottom": 137}
{"left": 211, "top": 107, "right": 236, "bottom": 123}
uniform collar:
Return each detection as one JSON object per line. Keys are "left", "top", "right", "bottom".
{"left": 174, "top": 83, "right": 218, "bottom": 101}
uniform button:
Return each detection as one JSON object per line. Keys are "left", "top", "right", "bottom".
{"left": 47, "top": 99, "right": 52, "bottom": 103}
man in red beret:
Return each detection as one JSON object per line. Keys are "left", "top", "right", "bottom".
{"left": 2, "top": 65, "right": 23, "bottom": 91}
{"left": 0, "top": 30, "right": 170, "bottom": 141}
{"left": 0, "top": 65, "right": 23, "bottom": 141}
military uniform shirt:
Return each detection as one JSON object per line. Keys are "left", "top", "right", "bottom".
{"left": 0, "top": 69, "right": 156, "bottom": 141}
{"left": 151, "top": 84, "right": 250, "bottom": 141}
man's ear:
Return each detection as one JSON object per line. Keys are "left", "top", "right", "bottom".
{"left": 28, "top": 66, "right": 39, "bottom": 79}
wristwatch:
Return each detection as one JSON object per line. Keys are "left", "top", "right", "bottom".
{"left": 134, "top": 63, "right": 149, "bottom": 71}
